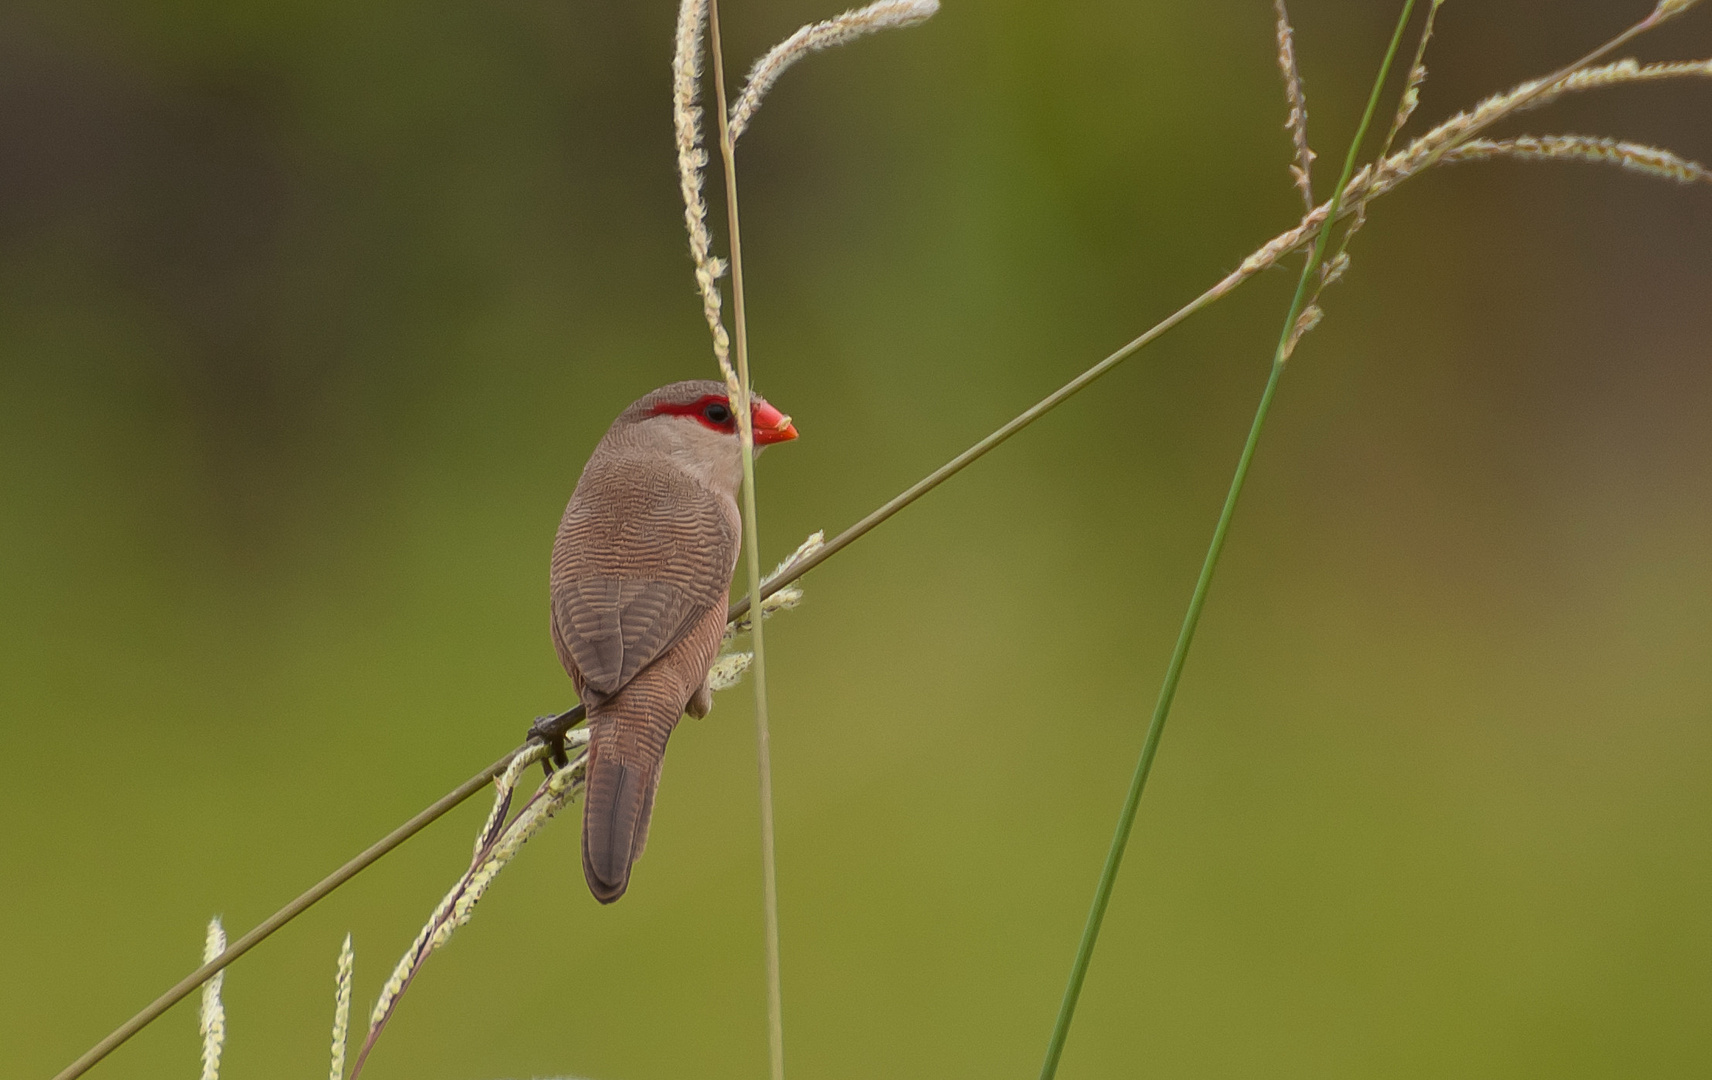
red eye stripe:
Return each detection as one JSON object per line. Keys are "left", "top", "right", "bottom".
{"left": 651, "top": 394, "right": 736, "bottom": 432}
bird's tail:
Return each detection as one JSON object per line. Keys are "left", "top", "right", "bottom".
{"left": 581, "top": 718, "right": 668, "bottom": 904}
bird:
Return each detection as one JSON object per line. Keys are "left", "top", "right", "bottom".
{"left": 550, "top": 379, "right": 798, "bottom": 903}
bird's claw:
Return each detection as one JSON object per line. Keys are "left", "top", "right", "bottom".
{"left": 543, "top": 734, "right": 569, "bottom": 778}
{"left": 528, "top": 709, "right": 581, "bottom": 778}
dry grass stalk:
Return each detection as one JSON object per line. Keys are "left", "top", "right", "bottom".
{"left": 708, "top": 650, "right": 756, "bottom": 690}
{"left": 329, "top": 934, "right": 353, "bottom": 1080}
{"left": 473, "top": 734, "right": 556, "bottom": 857}
{"left": 715, "top": 529, "right": 824, "bottom": 689}
{"left": 1248, "top": 0, "right": 1711, "bottom": 336}
{"left": 199, "top": 919, "right": 226, "bottom": 1080}
{"left": 726, "top": 530, "right": 824, "bottom": 637}
{"left": 693, "top": 5, "right": 933, "bottom": 1075}
{"left": 703, "top": 3, "right": 782, "bottom": 1071}
{"left": 1377, "top": 35, "right": 1710, "bottom": 189}
{"left": 1170, "top": 3, "right": 1712, "bottom": 366}
{"left": 1378, "top": 0, "right": 1445, "bottom": 162}
{"left": 1541, "top": 57, "right": 1712, "bottom": 100}
{"left": 350, "top": 735, "right": 586, "bottom": 1079}
{"left": 1318, "top": 0, "right": 1444, "bottom": 303}
{"left": 1367, "top": 51, "right": 1712, "bottom": 200}
{"left": 676, "top": 0, "right": 939, "bottom": 384}
{"left": 673, "top": 0, "right": 736, "bottom": 392}
{"left": 1441, "top": 134, "right": 1712, "bottom": 184}
{"left": 1272, "top": 0, "right": 1316, "bottom": 212}
{"left": 1261, "top": 0, "right": 1706, "bottom": 338}
{"left": 728, "top": 0, "right": 939, "bottom": 144}
{"left": 1282, "top": 303, "right": 1323, "bottom": 361}
{"left": 432, "top": 758, "right": 589, "bottom": 950}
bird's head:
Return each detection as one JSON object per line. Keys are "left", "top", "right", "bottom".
{"left": 609, "top": 379, "right": 798, "bottom": 490}
{"left": 642, "top": 380, "right": 798, "bottom": 446}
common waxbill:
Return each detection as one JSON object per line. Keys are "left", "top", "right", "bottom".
{"left": 551, "top": 379, "right": 798, "bottom": 903}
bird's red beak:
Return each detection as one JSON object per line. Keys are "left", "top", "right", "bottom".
{"left": 752, "top": 400, "right": 798, "bottom": 445}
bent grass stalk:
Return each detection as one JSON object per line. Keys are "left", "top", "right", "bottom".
{"left": 350, "top": 738, "right": 586, "bottom": 1077}
{"left": 1037, "top": 2, "right": 1420, "bottom": 1076}
{"left": 728, "top": 0, "right": 939, "bottom": 143}
{"left": 52, "top": 4, "right": 1712, "bottom": 1076}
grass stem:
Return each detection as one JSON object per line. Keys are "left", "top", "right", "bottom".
{"left": 707, "top": 4, "right": 787, "bottom": 1079}
{"left": 1035, "top": 4, "right": 1419, "bottom": 1077}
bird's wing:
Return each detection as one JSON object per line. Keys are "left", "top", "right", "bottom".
{"left": 552, "top": 576, "right": 715, "bottom": 696}
{"left": 550, "top": 468, "right": 737, "bottom": 699}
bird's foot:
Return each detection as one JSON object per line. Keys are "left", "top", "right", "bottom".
{"left": 527, "top": 708, "right": 583, "bottom": 777}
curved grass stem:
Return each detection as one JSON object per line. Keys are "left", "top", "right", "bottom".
{"left": 1035, "top": 3, "right": 1420, "bottom": 1076}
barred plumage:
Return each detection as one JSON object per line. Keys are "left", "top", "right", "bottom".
{"left": 551, "top": 380, "right": 793, "bottom": 902}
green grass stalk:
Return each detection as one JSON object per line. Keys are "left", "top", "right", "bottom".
{"left": 707, "top": 4, "right": 787, "bottom": 1079}
{"left": 1035, "top": 3, "right": 1420, "bottom": 1077}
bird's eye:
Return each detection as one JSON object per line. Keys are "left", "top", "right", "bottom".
{"left": 703, "top": 402, "right": 733, "bottom": 425}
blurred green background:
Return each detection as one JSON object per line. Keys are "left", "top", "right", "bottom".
{"left": 4, "top": 1, "right": 1711, "bottom": 1077}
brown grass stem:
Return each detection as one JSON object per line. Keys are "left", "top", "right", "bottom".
{"left": 707, "top": 3, "right": 787, "bottom": 1078}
